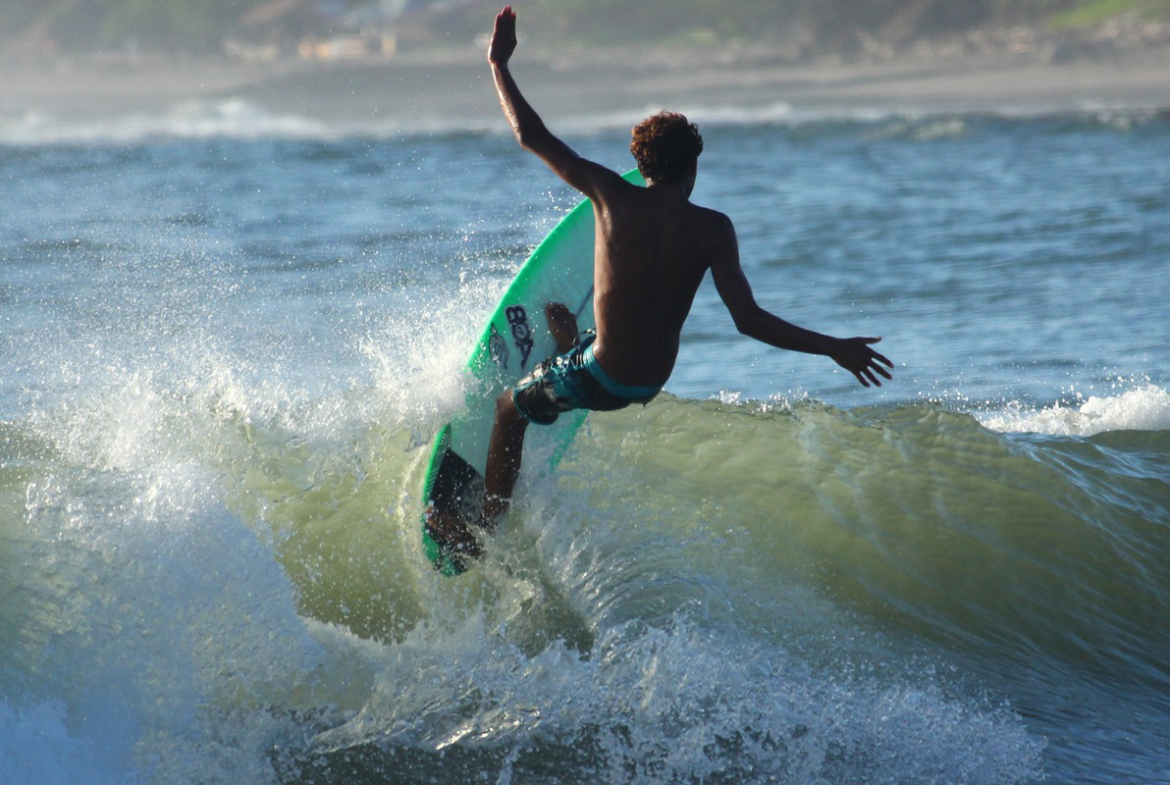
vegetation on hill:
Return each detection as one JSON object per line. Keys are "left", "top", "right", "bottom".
{"left": 1, "top": 0, "right": 1168, "bottom": 57}
{"left": 531, "top": 0, "right": 1170, "bottom": 46}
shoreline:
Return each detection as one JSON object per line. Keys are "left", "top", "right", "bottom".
{"left": 3, "top": 44, "right": 1170, "bottom": 126}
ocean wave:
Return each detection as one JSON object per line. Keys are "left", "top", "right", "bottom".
{"left": 3, "top": 96, "right": 1166, "bottom": 146}
{"left": 0, "top": 99, "right": 346, "bottom": 146}
{"left": 981, "top": 383, "right": 1170, "bottom": 436}
{"left": 0, "top": 702, "right": 132, "bottom": 785}
{"left": 8, "top": 370, "right": 1168, "bottom": 675}
{"left": 559, "top": 396, "right": 1170, "bottom": 677}
{"left": 3, "top": 392, "right": 1055, "bottom": 784}
{"left": 8, "top": 345, "right": 1170, "bottom": 782}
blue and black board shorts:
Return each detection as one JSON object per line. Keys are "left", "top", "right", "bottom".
{"left": 513, "top": 334, "right": 662, "bottom": 424}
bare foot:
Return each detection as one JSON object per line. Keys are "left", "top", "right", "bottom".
{"left": 425, "top": 508, "right": 484, "bottom": 559}
{"left": 546, "top": 302, "right": 579, "bottom": 353}
{"left": 477, "top": 493, "right": 510, "bottom": 531}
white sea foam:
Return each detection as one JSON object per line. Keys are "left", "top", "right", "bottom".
{"left": 555, "top": 100, "right": 807, "bottom": 135}
{"left": 4, "top": 96, "right": 1161, "bottom": 147}
{"left": 981, "top": 383, "right": 1170, "bottom": 436}
{"left": 0, "top": 99, "right": 344, "bottom": 146}
{"left": 1, "top": 97, "right": 800, "bottom": 145}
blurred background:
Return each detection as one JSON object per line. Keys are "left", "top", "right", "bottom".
{"left": 3, "top": 0, "right": 1169, "bottom": 131}
{"left": 1, "top": 0, "right": 1169, "bottom": 62}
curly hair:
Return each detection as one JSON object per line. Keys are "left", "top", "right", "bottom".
{"left": 629, "top": 111, "right": 703, "bottom": 183}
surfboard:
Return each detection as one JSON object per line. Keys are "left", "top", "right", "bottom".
{"left": 421, "top": 168, "right": 645, "bottom": 576}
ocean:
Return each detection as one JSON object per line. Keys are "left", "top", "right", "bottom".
{"left": 1, "top": 97, "right": 1168, "bottom": 785}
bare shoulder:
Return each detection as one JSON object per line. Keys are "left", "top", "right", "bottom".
{"left": 542, "top": 151, "right": 632, "bottom": 203}
{"left": 578, "top": 160, "right": 638, "bottom": 201}
{"left": 688, "top": 204, "right": 737, "bottom": 248}
{"left": 691, "top": 204, "right": 733, "bottom": 230}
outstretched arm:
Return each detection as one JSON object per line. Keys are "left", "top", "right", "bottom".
{"left": 488, "top": 6, "right": 619, "bottom": 199}
{"left": 709, "top": 215, "right": 894, "bottom": 388}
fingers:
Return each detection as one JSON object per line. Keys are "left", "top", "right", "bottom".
{"left": 869, "top": 348, "right": 894, "bottom": 384}
{"left": 863, "top": 356, "right": 893, "bottom": 386}
{"left": 836, "top": 337, "right": 895, "bottom": 388}
{"left": 489, "top": 6, "right": 517, "bottom": 62}
{"left": 851, "top": 357, "right": 893, "bottom": 387}
{"left": 861, "top": 338, "right": 894, "bottom": 365}
{"left": 857, "top": 337, "right": 894, "bottom": 386}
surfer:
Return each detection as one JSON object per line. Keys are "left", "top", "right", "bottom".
{"left": 426, "top": 6, "right": 893, "bottom": 561}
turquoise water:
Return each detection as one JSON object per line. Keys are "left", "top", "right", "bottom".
{"left": 1, "top": 103, "right": 1169, "bottom": 784}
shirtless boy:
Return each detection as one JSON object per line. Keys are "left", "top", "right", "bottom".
{"left": 425, "top": 6, "right": 893, "bottom": 566}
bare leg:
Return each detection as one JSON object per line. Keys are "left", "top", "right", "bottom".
{"left": 480, "top": 390, "right": 529, "bottom": 527}
{"left": 477, "top": 303, "right": 575, "bottom": 529}
{"left": 479, "top": 302, "right": 576, "bottom": 524}
{"left": 424, "top": 393, "right": 528, "bottom": 562}
{"left": 545, "top": 302, "right": 579, "bottom": 353}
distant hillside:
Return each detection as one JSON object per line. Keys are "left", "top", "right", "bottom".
{"left": 529, "top": 0, "right": 1170, "bottom": 56}
{"left": 2, "top": 0, "right": 1169, "bottom": 59}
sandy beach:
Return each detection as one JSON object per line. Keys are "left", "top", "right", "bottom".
{"left": 3, "top": 43, "right": 1170, "bottom": 127}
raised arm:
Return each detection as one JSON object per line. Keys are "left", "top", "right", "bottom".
{"left": 708, "top": 214, "right": 894, "bottom": 388}
{"left": 488, "top": 6, "right": 620, "bottom": 199}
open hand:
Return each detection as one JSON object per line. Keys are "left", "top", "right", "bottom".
{"left": 489, "top": 6, "right": 517, "bottom": 65}
{"left": 831, "top": 337, "right": 894, "bottom": 388}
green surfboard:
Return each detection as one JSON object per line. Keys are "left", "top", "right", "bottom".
{"left": 421, "top": 168, "right": 645, "bottom": 575}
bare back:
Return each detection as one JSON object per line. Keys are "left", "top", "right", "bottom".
{"left": 588, "top": 179, "right": 729, "bottom": 388}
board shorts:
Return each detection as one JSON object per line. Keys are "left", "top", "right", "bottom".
{"left": 513, "top": 333, "right": 662, "bottom": 424}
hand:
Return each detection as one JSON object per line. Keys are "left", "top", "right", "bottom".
{"left": 830, "top": 337, "right": 894, "bottom": 388}
{"left": 488, "top": 6, "right": 517, "bottom": 66}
